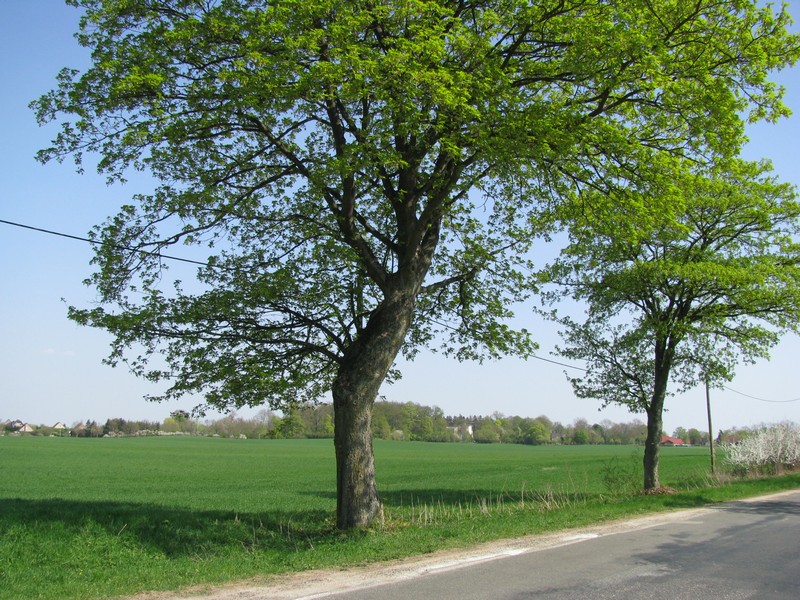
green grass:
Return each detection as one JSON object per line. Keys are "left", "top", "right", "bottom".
{"left": 1, "top": 436, "right": 798, "bottom": 599}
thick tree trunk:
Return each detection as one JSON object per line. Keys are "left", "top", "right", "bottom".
{"left": 332, "top": 380, "right": 383, "bottom": 529}
{"left": 331, "top": 291, "right": 416, "bottom": 529}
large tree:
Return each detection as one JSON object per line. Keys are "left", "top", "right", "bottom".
{"left": 35, "top": 0, "right": 797, "bottom": 528}
{"left": 545, "top": 159, "right": 800, "bottom": 490}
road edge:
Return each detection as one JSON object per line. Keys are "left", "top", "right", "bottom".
{"left": 131, "top": 489, "right": 800, "bottom": 600}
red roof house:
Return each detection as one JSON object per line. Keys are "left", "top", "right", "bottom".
{"left": 660, "top": 435, "right": 685, "bottom": 446}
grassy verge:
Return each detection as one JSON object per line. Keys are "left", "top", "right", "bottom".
{"left": 1, "top": 436, "right": 797, "bottom": 599}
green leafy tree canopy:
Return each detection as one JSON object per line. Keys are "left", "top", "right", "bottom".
{"left": 35, "top": 0, "right": 799, "bottom": 527}
{"left": 545, "top": 158, "right": 800, "bottom": 488}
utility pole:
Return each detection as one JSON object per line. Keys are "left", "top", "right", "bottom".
{"left": 706, "top": 380, "right": 716, "bottom": 475}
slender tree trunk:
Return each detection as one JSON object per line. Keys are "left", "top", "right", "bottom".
{"left": 331, "top": 291, "right": 417, "bottom": 529}
{"left": 643, "top": 337, "right": 674, "bottom": 491}
{"left": 643, "top": 400, "right": 664, "bottom": 490}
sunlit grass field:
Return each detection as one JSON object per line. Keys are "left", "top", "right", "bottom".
{"left": 1, "top": 436, "right": 798, "bottom": 599}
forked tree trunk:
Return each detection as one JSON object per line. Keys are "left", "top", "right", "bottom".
{"left": 331, "top": 291, "right": 417, "bottom": 529}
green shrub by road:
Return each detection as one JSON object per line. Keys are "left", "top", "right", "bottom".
{"left": 1, "top": 436, "right": 797, "bottom": 599}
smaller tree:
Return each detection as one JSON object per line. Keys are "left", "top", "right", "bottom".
{"left": 252, "top": 409, "right": 276, "bottom": 439}
{"left": 544, "top": 159, "right": 800, "bottom": 490}
{"left": 371, "top": 413, "right": 393, "bottom": 440}
{"left": 275, "top": 408, "right": 306, "bottom": 439}
{"left": 573, "top": 428, "right": 590, "bottom": 445}
{"left": 473, "top": 418, "right": 502, "bottom": 444}
{"left": 572, "top": 418, "right": 597, "bottom": 445}
{"left": 523, "top": 421, "right": 551, "bottom": 445}
{"left": 672, "top": 427, "right": 689, "bottom": 443}
{"left": 687, "top": 428, "right": 708, "bottom": 446}
{"left": 83, "top": 420, "right": 102, "bottom": 438}
{"left": 163, "top": 409, "right": 196, "bottom": 433}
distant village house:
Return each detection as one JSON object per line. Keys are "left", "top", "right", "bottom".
{"left": 660, "top": 435, "right": 686, "bottom": 446}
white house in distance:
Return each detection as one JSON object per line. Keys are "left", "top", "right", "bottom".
{"left": 1, "top": 420, "right": 70, "bottom": 434}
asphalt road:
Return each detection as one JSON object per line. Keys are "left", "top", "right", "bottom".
{"left": 178, "top": 490, "right": 800, "bottom": 600}
{"left": 319, "top": 490, "right": 800, "bottom": 600}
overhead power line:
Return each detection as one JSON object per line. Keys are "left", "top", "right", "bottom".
{"left": 1, "top": 217, "right": 795, "bottom": 399}
{"left": 4, "top": 216, "right": 591, "bottom": 373}
{"left": 0, "top": 218, "right": 210, "bottom": 267}
{"left": 723, "top": 385, "right": 800, "bottom": 403}
{"left": 530, "top": 353, "right": 587, "bottom": 372}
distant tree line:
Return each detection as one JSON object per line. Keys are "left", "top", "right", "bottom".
{"left": 3, "top": 401, "right": 734, "bottom": 445}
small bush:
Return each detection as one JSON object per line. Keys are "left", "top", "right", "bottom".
{"left": 722, "top": 422, "right": 800, "bottom": 476}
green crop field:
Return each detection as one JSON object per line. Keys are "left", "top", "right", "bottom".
{"left": 1, "top": 436, "right": 798, "bottom": 599}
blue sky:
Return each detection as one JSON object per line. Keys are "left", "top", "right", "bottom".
{"left": 2, "top": 0, "right": 799, "bottom": 432}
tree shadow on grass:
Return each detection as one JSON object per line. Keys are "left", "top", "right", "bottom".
{"left": 0, "top": 497, "right": 335, "bottom": 559}
{"left": 381, "top": 488, "right": 527, "bottom": 507}
{"left": 305, "top": 487, "right": 593, "bottom": 510}
{"left": 379, "top": 488, "right": 596, "bottom": 513}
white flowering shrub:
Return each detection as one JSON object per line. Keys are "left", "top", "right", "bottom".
{"left": 723, "top": 422, "right": 800, "bottom": 475}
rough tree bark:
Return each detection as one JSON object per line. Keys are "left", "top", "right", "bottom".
{"left": 643, "top": 400, "right": 665, "bottom": 490}
{"left": 643, "top": 336, "right": 676, "bottom": 490}
{"left": 331, "top": 288, "right": 418, "bottom": 529}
